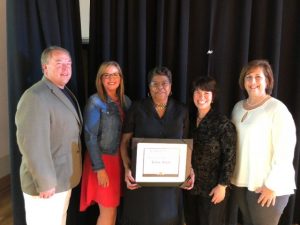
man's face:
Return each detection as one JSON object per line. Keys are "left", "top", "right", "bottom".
{"left": 43, "top": 50, "right": 72, "bottom": 88}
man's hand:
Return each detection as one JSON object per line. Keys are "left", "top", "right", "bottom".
{"left": 39, "top": 187, "right": 56, "bottom": 199}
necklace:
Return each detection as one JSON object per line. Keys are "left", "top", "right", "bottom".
{"left": 196, "top": 111, "right": 207, "bottom": 125}
{"left": 196, "top": 116, "right": 204, "bottom": 127}
{"left": 154, "top": 103, "right": 167, "bottom": 109}
{"left": 241, "top": 111, "right": 248, "bottom": 123}
{"left": 245, "top": 95, "right": 270, "bottom": 108}
{"left": 197, "top": 116, "right": 204, "bottom": 122}
{"left": 241, "top": 95, "right": 270, "bottom": 122}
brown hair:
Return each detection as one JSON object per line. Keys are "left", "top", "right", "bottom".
{"left": 95, "top": 61, "right": 126, "bottom": 107}
{"left": 239, "top": 59, "right": 274, "bottom": 96}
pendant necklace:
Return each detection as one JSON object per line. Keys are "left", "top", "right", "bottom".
{"left": 241, "top": 95, "right": 270, "bottom": 122}
{"left": 154, "top": 103, "right": 167, "bottom": 110}
{"left": 241, "top": 111, "right": 248, "bottom": 122}
{"left": 196, "top": 116, "right": 204, "bottom": 126}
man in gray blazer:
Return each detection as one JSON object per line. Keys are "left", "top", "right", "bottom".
{"left": 15, "top": 46, "right": 82, "bottom": 225}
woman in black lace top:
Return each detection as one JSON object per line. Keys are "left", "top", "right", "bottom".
{"left": 183, "top": 76, "right": 237, "bottom": 225}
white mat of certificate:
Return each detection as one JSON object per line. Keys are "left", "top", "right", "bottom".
{"left": 135, "top": 143, "right": 187, "bottom": 183}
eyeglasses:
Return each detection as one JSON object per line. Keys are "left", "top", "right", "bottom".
{"left": 149, "top": 81, "right": 170, "bottom": 89}
{"left": 101, "top": 72, "right": 120, "bottom": 79}
{"left": 245, "top": 75, "right": 264, "bottom": 82}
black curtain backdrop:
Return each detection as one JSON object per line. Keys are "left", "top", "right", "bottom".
{"left": 87, "top": 0, "right": 300, "bottom": 224}
{"left": 6, "top": 0, "right": 84, "bottom": 225}
{"left": 7, "top": 0, "right": 300, "bottom": 225}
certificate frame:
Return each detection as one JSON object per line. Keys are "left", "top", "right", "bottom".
{"left": 131, "top": 138, "right": 193, "bottom": 187}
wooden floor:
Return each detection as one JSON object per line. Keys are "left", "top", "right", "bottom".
{"left": 0, "top": 175, "right": 13, "bottom": 225}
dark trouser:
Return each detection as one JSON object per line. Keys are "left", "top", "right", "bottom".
{"left": 225, "top": 187, "right": 239, "bottom": 225}
{"left": 183, "top": 191, "right": 228, "bottom": 225}
{"left": 231, "top": 185, "right": 290, "bottom": 225}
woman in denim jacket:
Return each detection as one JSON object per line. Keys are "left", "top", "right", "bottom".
{"left": 80, "top": 61, "right": 131, "bottom": 225}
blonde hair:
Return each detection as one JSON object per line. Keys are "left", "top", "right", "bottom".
{"left": 95, "top": 61, "right": 126, "bottom": 107}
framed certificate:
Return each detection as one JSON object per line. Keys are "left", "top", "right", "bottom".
{"left": 131, "top": 138, "right": 193, "bottom": 187}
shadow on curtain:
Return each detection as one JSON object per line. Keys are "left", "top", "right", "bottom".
{"left": 7, "top": 0, "right": 84, "bottom": 224}
{"left": 88, "top": 0, "right": 300, "bottom": 224}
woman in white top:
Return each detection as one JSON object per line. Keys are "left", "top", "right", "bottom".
{"left": 231, "top": 59, "right": 296, "bottom": 225}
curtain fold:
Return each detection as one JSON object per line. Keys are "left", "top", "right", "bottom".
{"left": 7, "top": 1, "right": 84, "bottom": 224}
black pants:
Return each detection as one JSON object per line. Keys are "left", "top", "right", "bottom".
{"left": 183, "top": 191, "right": 229, "bottom": 225}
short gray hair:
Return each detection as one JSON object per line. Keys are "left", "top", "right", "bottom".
{"left": 41, "top": 46, "right": 71, "bottom": 66}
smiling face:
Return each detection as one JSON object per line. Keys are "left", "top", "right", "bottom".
{"left": 244, "top": 67, "right": 268, "bottom": 98}
{"left": 100, "top": 65, "right": 121, "bottom": 95}
{"left": 193, "top": 88, "right": 213, "bottom": 113}
{"left": 42, "top": 50, "right": 72, "bottom": 88}
{"left": 149, "top": 75, "right": 171, "bottom": 103}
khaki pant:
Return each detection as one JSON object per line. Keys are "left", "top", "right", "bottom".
{"left": 23, "top": 190, "right": 71, "bottom": 225}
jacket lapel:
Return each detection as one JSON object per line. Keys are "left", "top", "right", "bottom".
{"left": 42, "top": 78, "right": 83, "bottom": 126}
{"left": 65, "top": 86, "right": 83, "bottom": 124}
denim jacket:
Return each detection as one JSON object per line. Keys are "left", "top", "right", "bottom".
{"left": 84, "top": 93, "right": 131, "bottom": 171}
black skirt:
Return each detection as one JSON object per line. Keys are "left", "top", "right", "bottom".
{"left": 121, "top": 186, "right": 184, "bottom": 225}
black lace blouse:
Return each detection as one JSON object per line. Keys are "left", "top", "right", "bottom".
{"left": 189, "top": 109, "right": 237, "bottom": 196}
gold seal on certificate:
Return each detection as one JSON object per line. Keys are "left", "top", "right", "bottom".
{"left": 131, "top": 138, "right": 193, "bottom": 187}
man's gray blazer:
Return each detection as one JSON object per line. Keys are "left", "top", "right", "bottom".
{"left": 15, "top": 77, "right": 83, "bottom": 195}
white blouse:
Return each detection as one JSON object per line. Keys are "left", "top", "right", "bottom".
{"left": 231, "top": 97, "right": 296, "bottom": 196}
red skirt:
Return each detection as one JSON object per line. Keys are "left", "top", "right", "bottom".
{"left": 80, "top": 151, "right": 122, "bottom": 211}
